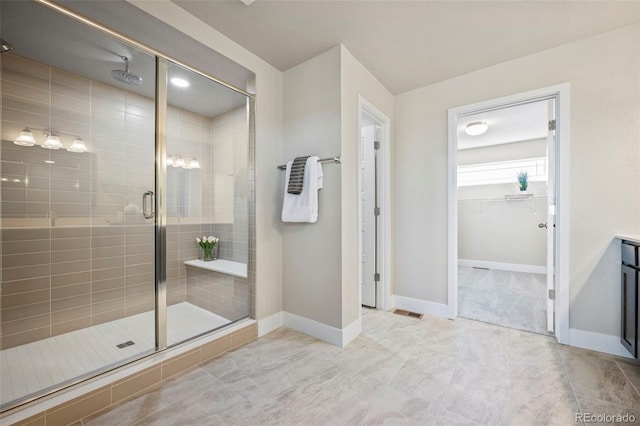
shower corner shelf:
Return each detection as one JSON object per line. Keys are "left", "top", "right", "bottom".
{"left": 505, "top": 193, "right": 533, "bottom": 201}
{"left": 184, "top": 259, "right": 248, "bottom": 278}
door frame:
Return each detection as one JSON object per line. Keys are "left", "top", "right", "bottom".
{"left": 447, "top": 84, "right": 570, "bottom": 344}
{"left": 358, "top": 96, "right": 392, "bottom": 311}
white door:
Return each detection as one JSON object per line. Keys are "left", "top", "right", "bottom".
{"left": 546, "top": 99, "right": 557, "bottom": 333}
{"left": 361, "top": 124, "right": 376, "bottom": 307}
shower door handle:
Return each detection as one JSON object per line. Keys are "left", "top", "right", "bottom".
{"left": 142, "top": 190, "right": 155, "bottom": 219}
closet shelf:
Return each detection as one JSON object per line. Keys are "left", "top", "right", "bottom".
{"left": 505, "top": 193, "right": 534, "bottom": 201}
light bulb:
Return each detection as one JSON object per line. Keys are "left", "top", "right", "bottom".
{"left": 42, "top": 134, "right": 62, "bottom": 149}
{"left": 14, "top": 128, "right": 36, "bottom": 146}
{"left": 174, "top": 157, "right": 185, "bottom": 168}
{"left": 188, "top": 158, "right": 200, "bottom": 169}
{"left": 67, "top": 137, "right": 88, "bottom": 153}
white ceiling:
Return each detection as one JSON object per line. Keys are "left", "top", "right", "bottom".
{"left": 457, "top": 100, "right": 548, "bottom": 150}
{"left": 172, "top": 0, "right": 640, "bottom": 95}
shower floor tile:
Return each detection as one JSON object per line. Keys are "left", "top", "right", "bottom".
{"left": 0, "top": 302, "right": 230, "bottom": 407}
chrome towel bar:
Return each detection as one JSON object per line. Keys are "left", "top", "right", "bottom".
{"left": 277, "top": 156, "right": 341, "bottom": 170}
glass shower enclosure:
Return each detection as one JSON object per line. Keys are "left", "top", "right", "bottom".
{"left": 0, "top": 0, "right": 253, "bottom": 411}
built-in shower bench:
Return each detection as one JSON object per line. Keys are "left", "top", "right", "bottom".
{"left": 184, "top": 259, "right": 248, "bottom": 278}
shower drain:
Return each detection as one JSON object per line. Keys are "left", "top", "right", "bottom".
{"left": 116, "top": 340, "right": 135, "bottom": 349}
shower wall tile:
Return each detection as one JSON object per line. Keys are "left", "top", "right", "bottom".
{"left": 0, "top": 55, "right": 157, "bottom": 349}
{"left": 1, "top": 53, "right": 255, "bottom": 350}
{"left": 185, "top": 266, "right": 250, "bottom": 321}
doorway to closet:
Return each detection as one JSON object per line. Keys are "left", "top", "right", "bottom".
{"left": 448, "top": 85, "right": 570, "bottom": 340}
{"left": 456, "top": 100, "right": 552, "bottom": 334}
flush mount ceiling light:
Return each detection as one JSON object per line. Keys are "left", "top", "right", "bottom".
{"left": 170, "top": 77, "right": 189, "bottom": 88}
{"left": 14, "top": 128, "right": 36, "bottom": 146}
{"left": 42, "top": 134, "right": 63, "bottom": 149}
{"left": 465, "top": 121, "right": 488, "bottom": 136}
{"left": 67, "top": 137, "right": 88, "bottom": 153}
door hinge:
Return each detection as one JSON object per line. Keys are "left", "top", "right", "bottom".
{"left": 548, "top": 289, "right": 556, "bottom": 300}
{"left": 374, "top": 273, "right": 380, "bottom": 282}
{"left": 548, "top": 119, "right": 556, "bottom": 131}
{"left": 374, "top": 141, "right": 380, "bottom": 150}
{"left": 374, "top": 207, "right": 380, "bottom": 216}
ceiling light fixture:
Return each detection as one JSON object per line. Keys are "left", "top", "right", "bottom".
{"left": 170, "top": 77, "right": 189, "bottom": 88}
{"left": 14, "top": 128, "right": 36, "bottom": 146}
{"left": 42, "top": 134, "right": 62, "bottom": 150}
{"left": 174, "top": 157, "right": 186, "bottom": 168}
{"left": 465, "top": 121, "right": 488, "bottom": 136}
{"left": 67, "top": 137, "right": 88, "bottom": 153}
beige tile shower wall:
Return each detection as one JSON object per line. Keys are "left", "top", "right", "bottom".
{"left": 166, "top": 106, "right": 214, "bottom": 307}
{"left": 0, "top": 54, "right": 156, "bottom": 349}
{"left": 185, "top": 266, "right": 250, "bottom": 321}
{"left": 211, "top": 106, "right": 249, "bottom": 264}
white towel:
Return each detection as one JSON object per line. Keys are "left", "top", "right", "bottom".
{"left": 282, "top": 156, "right": 323, "bottom": 223}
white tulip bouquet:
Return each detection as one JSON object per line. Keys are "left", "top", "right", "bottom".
{"left": 196, "top": 235, "right": 219, "bottom": 261}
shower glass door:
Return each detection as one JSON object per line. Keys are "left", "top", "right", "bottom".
{"left": 1, "top": 1, "right": 157, "bottom": 409}
{"left": 164, "top": 60, "right": 251, "bottom": 346}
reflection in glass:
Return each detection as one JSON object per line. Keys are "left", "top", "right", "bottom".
{"left": 0, "top": 0, "right": 156, "bottom": 409}
{"left": 166, "top": 61, "right": 250, "bottom": 347}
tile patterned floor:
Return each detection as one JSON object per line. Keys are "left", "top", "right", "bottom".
{"left": 1, "top": 303, "right": 229, "bottom": 407}
{"left": 84, "top": 308, "right": 640, "bottom": 426}
{"left": 458, "top": 267, "right": 549, "bottom": 335}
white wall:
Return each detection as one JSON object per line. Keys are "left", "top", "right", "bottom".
{"left": 458, "top": 185, "right": 548, "bottom": 267}
{"left": 280, "top": 45, "right": 393, "bottom": 333}
{"left": 128, "top": 0, "right": 284, "bottom": 322}
{"left": 340, "top": 46, "right": 394, "bottom": 327}
{"left": 458, "top": 139, "right": 547, "bottom": 267}
{"left": 394, "top": 24, "right": 640, "bottom": 337}
{"left": 282, "top": 46, "right": 343, "bottom": 328}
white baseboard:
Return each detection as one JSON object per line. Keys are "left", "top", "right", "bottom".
{"left": 282, "top": 312, "right": 360, "bottom": 347}
{"left": 458, "top": 259, "right": 546, "bottom": 274}
{"left": 257, "top": 311, "right": 283, "bottom": 337}
{"left": 569, "top": 328, "right": 634, "bottom": 359}
{"left": 341, "top": 317, "right": 361, "bottom": 347}
{"left": 393, "top": 295, "right": 449, "bottom": 318}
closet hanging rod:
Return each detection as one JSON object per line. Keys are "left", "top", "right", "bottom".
{"left": 277, "top": 156, "right": 341, "bottom": 170}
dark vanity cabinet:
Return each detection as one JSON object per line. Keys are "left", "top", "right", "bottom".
{"left": 621, "top": 241, "right": 639, "bottom": 358}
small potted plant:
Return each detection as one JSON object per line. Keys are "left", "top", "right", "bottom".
{"left": 196, "top": 235, "right": 219, "bottom": 261}
{"left": 517, "top": 170, "right": 528, "bottom": 192}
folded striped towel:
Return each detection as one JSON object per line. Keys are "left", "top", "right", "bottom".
{"left": 287, "top": 156, "right": 309, "bottom": 194}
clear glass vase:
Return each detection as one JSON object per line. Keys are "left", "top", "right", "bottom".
{"left": 202, "top": 245, "right": 218, "bottom": 261}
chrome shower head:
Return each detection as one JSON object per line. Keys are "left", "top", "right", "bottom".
{"left": 111, "top": 56, "right": 142, "bottom": 86}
